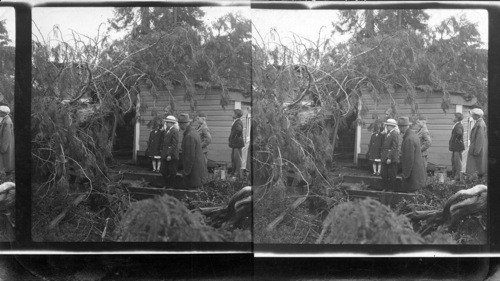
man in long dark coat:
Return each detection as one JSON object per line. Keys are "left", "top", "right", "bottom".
{"left": 0, "top": 105, "right": 14, "bottom": 175}
{"left": 160, "top": 116, "right": 179, "bottom": 188}
{"left": 380, "top": 118, "right": 400, "bottom": 191}
{"left": 398, "top": 117, "right": 426, "bottom": 193}
{"left": 178, "top": 113, "right": 207, "bottom": 189}
{"left": 229, "top": 109, "right": 245, "bottom": 177}
{"left": 466, "top": 108, "right": 487, "bottom": 178}
{"left": 449, "top": 113, "right": 465, "bottom": 181}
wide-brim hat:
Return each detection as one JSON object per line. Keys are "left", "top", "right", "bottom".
{"left": 164, "top": 115, "right": 177, "bottom": 123}
{"left": 384, "top": 118, "right": 397, "bottom": 127}
{"left": 398, "top": 116, "right": 411, "bottom": 126}
{"left": 0, "top": 105, "right": 10, "bottom": 114}
{"left": 178, "top": 113, "right": 192, "bottom": 123}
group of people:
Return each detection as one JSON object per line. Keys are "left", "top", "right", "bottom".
{"left": 146, "top": 108, "right": 246, "bottom": 189}
{"left": 367, "top": 108, "right": 487, "bottom": 193}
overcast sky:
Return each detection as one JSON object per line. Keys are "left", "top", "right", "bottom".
{"left": 0, "top": 8, "right": 15, "bottom": 45}
{"left": 31, "top": 6, "right": 249, "bottom": 44}
{"left": 252, "top": 9, "right": 488, "bottom": 49}
{"left": 0, "top": 6, "right": 249, "bottom": 45}
{"left": 0, "top": 7, "right": 489, "bottom": 49}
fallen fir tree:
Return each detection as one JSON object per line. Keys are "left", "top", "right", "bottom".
{"left": 316, "top": 184, "right": 487, "bottom": 244}
{"left": 407, "top": 184, "right": 487, "bottom": 236}
{"left": 115, "top": 185, "right": 252, "bottom": 242}
{"left": 316, "top": 197, "right": 457, "bottom": 244}
{"left": 115, "top": 194, "right": 224, "bottom": 242}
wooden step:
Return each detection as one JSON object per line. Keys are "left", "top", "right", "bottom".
{"left": 121, "top": 171, "right": 184, "bottom": 188}
{"left": 124, "top": 185, "right": 201, "bottom": 201}
{"left": 343, "top": 174, "right": 402, "bottom": 190}
{"left": 346, "top": 189, "right": 417, "bottom": 207}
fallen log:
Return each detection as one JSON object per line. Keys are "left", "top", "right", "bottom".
{"left": 405, "top": 210, "right": 440, "bottom": 220}
{"left": 49, "top": 194, "right": 87, "bottom": 230}
{"left": 266, "top": 196, "right": 307, "bottom": 232}
{"left": 199, "top": 186, "right": 252, "bottom": 228}
{"left": 408, "top": 184, "right": 487, "bottom": 236}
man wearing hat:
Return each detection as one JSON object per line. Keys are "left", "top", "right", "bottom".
{"left": 160, "top": 115, "right": 180, "bottom": 188}
{"left": 0, "top": 105, "right": 14, "bottom": 175}
{"left": 449, "top": 112, "right": 465, "bottom": 181}
{"left": 380, "top": 118, "right": 400, "bottom": 191}
{"left": 229, "top": 109, "right": 245, "bottom": 177}
{"left": 399, "top": 116, "right": 426, "bottom": 192}
{"left": 466, "top": 108, "right": 487, "bottom": 178}
{"left": 178, "top": 113, "right": 207, "bottom": 189}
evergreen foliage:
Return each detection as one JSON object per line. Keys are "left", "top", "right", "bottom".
{"left": 316, "top": 197, "right": 455, "bottom": 244}
{"left": 116, "top": 194, "right": 224, "bottom": 242}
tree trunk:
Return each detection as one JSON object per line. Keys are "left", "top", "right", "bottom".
{"left": 331, "top": 110, "right": 341, "bottom": 159}
{"left": 173, "top": 7, "right": 178, "bottom": 25}
{"left": 110, "top": 112, "right": 118, "bottom": 148}
{"left": 408, "top": 185, "right": 487, "bottom": 236}
{"left": 140, "top": 7, "right": 151, "bottom": 33}
{"left": 365, "top": 10, "right": 375, "bottom": 37}
{"left": 397, "top": 10, "right": 402, "bottom": 29}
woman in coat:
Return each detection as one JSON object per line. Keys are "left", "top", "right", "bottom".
{"left": 0, "top": 106, "right": 14, "bottom": 174}
{"left": 193, "top": 113, "right": 211, "bottom": 181}
{"left": 160, "top": 116, "right": 179, "bottom": 188}
{"left": 380, "top": 119, "right": 400, "bottom": 191}
{"left": 466, "top": 108, "right": 488, "bottom": 178}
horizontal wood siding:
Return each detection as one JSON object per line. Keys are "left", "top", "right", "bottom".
{"left": 139, "top": 87, "right": 250, "bottom": 163}
{"left": 360, "top": 90, "right": 476, "bottom": 169}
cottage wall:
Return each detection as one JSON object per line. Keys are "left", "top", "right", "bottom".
{"left": 139, "top": 86, "right": 250, "bottom": 163}
{"left": 360, "top": 90, "right": 473, "bottom": 169}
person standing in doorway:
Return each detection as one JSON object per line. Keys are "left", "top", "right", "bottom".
{"left": 229, "top": 109, "right": 245, "bottom": 178}
{"left": 399, "top": 117, "right": 426, "bottom": 193}
{"left": 178, "top": 113, "right": 206, "bottom": 189}
{"left": 380, "top": 119, "right": 400, "bottom": 191}
{"left": 0, "top": 105, "right": 14, "bottom": 175}
{"left": 160, "top": 116, "right": 179, "bottom": 188}
{"left": 414, "top": 115, "right": 432, "bottom": 172}
{"left": 449, "top": 113, "right": 465, "bottom": 182}
{"left": 466, "top": 108, "right": 487, "bottom": 178}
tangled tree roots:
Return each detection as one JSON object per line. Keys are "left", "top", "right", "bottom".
{"left": 317, "top": 198, "right": 426, "bottom": 244}
{"left": 115, "top": 194, "right": 224, "bottom": 242}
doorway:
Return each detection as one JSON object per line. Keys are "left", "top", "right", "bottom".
{"left": 113, "top": 109, "right": 136, "bottom": 160}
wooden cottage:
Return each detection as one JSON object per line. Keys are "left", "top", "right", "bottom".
{"left": 134, "top": 85, "right": 251, "bottom": 165}
{"left": 356, "top": 88, "right": 480, "bottom": 170}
